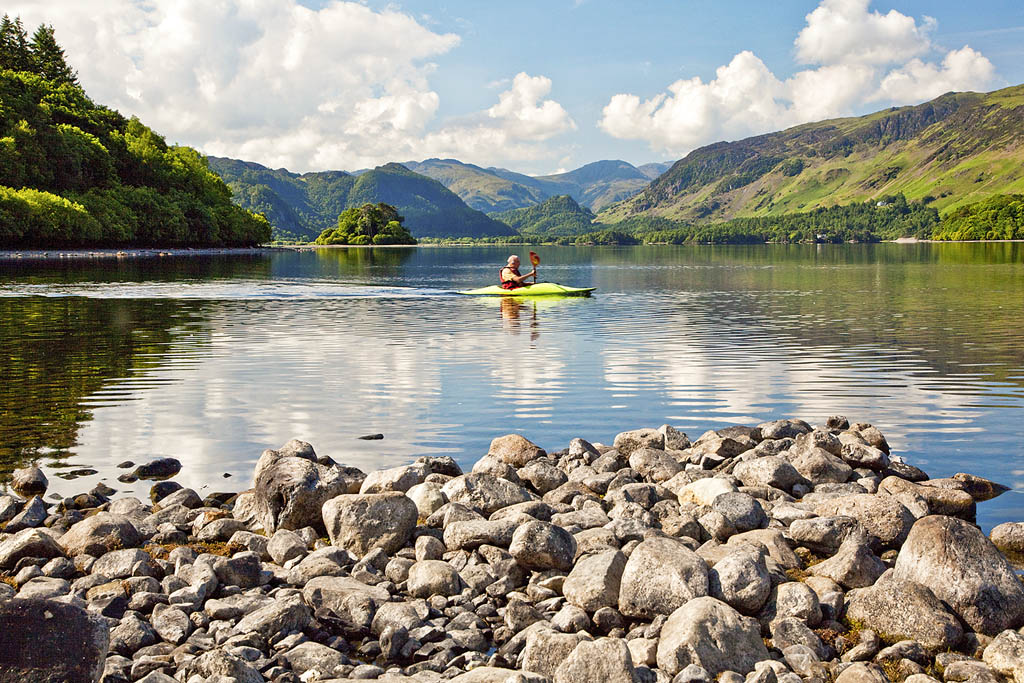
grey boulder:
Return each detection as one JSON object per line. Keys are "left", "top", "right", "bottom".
{"left": 489, "top": 434, "right": 546, "bottom": 467}
{"left": 58, "top": 513, "right": 143, "bottom": 557}
{"left": 618, "top": 537, "right": 708, "bottom": 619}
{"left": 656, "top": 596, "right": 769, "bottom": 676}
{"left": 441, "top": 473, "right": 535, "bottom": 516}
{"left": 322, "top": 491, "right": 418, "bottom": 557}
{"left": 554, "top": 637, "right": 639, "bottom": 683}
{"left": 509, "top": 521, "right": 577, "bottom": 571}
{"left": 845, "top": 575, "right": 963, "bottom": 650}
{"left": 563, "top": 549, "right": 627, "bottom": 612}
{"left": 0, "top": 598, "right": 110, "bottom": 683}
{"left": 893, "top": 515, "right": 1024, "bottom": 635}
{"left": 252, "top": 439, "right": 363, "bottom": 533}
{"left": 406, "top": 560, "right": 465, "bottom": 598}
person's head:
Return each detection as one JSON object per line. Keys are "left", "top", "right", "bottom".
{"left": 507, "top": 255, "right": 520, "bottom": 267}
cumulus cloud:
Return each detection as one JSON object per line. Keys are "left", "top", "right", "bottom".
{"left": 599, "top": 0, "right": 997, "bottom": 157}
{"left": 795, "top": 0, "right": 933, "bottom": 65}
{"left": 6, "top": 0, "right": 573, "bottom": 171}
{"left": 876, "top": 46, "right": 996, "bottom": 102}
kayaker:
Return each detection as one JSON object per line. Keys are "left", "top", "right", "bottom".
{"left": 499, "top": 255, "right": 536, "bottom": 290}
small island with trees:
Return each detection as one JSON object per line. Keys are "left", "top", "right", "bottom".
{"left": 314, "top": 203, "right": 417, "bottom": 245}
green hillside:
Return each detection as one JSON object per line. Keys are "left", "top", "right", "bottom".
{"left": 0, "top": 18, "right": 269, "bottom": 248}
{"left": 404, "top": 158, "right": 660, "bottom": 213}
{"left": 490, "top": 195, "right": 596, "bottom": 236}
{"left": 402, "top": 159, "right": 549, "bottom": 213}
{"left": 209, "top": 158, "right": 514, "bottom": 241}
{"left": 600, "top": 84, "right": 1024, "bottom": 226}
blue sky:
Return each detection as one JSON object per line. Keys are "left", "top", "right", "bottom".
{"left": 12, "top": 0, "right": 1024, "bottom": 174}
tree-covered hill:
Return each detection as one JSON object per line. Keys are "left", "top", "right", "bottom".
{"left": 0, "top": 16, "right": 270, "bottom": 248}
{"left": 600, "top": 84, "right": 1024, "bottom": 226}
{"left": 490, "top": 195, "right": 596, "bottom": 236}
{"left": 209, "top": 158, "right": 514, "bottom": 241}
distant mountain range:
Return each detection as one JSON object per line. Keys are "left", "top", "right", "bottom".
{"left": 600, "top": 84, "right": 1024, "bottom": 225}
{"left": 403, "top": 159, "right": 670, "bottom": 213}
{"left": 208, "top": 158, "right": 513, "bottom": 241}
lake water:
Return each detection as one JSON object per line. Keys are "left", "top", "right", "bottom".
{"left": 1, "top": 244, "right": 1022, "bottom": 531}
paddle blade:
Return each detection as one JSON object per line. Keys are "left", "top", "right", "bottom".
{"left": 529, "top": 251, "right": 540, "bottom": 266}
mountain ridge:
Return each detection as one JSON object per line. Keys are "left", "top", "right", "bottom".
{"left": 208, "top": 158, "right": 513, "bottom": 241}
{"left": 598, "top": 84, "right": 1024, "bottom": 225}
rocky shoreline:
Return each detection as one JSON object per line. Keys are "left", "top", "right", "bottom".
{"left": 0, "top": 247, "right": 276, "bottom": 261}
{"left": 2, "top": 417, "right": 1024, "bottom": 683}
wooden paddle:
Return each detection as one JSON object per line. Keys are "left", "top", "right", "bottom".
{"left": 529, "top": 251, "right": 540, "bottom": 283}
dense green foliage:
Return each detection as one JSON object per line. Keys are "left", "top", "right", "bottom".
{"left": 0, "top": 18, "right": 270, "bottom": 247}
{"left": 932, "top": 194, "right": 1024, "bottom": 240}
{"left": 315, "top": 203, "right": 416, "bottom": 245}
{"left": 490, "top": 195, "right": 596, "bottom": 236}
{"left": 604, "top": 85, "right": 1024, "bottom": 224}
{"left": 209, "top": 158, "right": 514, "bottom": 241}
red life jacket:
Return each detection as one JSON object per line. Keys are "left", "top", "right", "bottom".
{"left": 500, "top": 266, "right": 523, "bottom": 289}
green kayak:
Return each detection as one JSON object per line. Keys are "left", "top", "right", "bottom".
{"left": 458, "top": 283, "right": 595, "bottom": 297}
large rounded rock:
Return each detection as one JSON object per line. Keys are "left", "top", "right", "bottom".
{"left": 982, "top": 630, "right": 1024, "bottom": 683}
{"left": 788, "top": 446, "right": 853, "bottom": 485}
{"left": 628, "top": 448, "right": 683, "bottom": 483}
{"left": 613, "top": 428, "right": 665, "bottom": 457}
{"left": 555, "top": 637, "right": 639, "bottom": 683}
{"left": 733, "top": 456, "right": 804, "bottom": 492}
{"left": 563, "top": 549, "right": 627, "bottom": 612}
{"left": 407, "top": 560, "right": 464, "bottom": 598}
{"left": 814, "top": 494, "right": 914, "bottom": 550}
{"left": 302, "top": 576, "right": 389, "bottom": 635}
{"left": 322, "top": 492, "right": 418, "bottom": 557}
{"left": 893, "top": 515, "right": 1024, "bottom": 635}
{"left": 0, "top": 528, "right": 66, "bottom": 570}
{"left": 677, "top": 478, "right": 737, "bottom": 507}
{"left": 618, "top": 537, "right": 708, "bottom": 618}
{"left": 656, "top": 596, "right": 769, "bottom": 676}
{"left": 11, "top": 465, "right": 47, "bottom": 496}
{"left": 253, "top": 439, "right": 364, "bottom": 533}
{"left": 359, "top": 462, "right": 429, "bottom": 494}
{"left": 845, "top": 575, "right": 963, "bottom": 650}
{"left": 509, "top": 521, "right": 576, "bottom": 571}
{"left": 711, "top": 492, "right": 767, "bottom": 533}
{"left": 488, "top": 434, "right": 546, "bottom": 467}
{"left": 879, "top": 476, "right": 975, "bottom": 519}
{"left": 991, "top": 521, "right": 1024, "bottom": 555}
{"left": 58, "top": 512, "right": 142, "bottom": 557}
{"left": 0, "top": 598, "right": 109, "bottom": 682}
{"left": 444, "top": 519, "right": 519, "bottom": 550}
{"left": 708, "top": 550, "right": 771, "bottom": 614}
{"left": 441, "top": 473, "right": 535, "bottom": 516}
{"left": 522, "top": 629, "right": 589, "bottom": 679}
{"left": 235, "top": 594, "right": 312, "bottom": 639}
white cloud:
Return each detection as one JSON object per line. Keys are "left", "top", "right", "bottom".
{"left": 876, "top": 46, "right": 996, "bottom": 102}
{"left": 599, "top": 0, "right": 997, "bottom": 157}
{"left": 795, "top": 0, "right": 933, "bottom": 66}
{"left": 6, "top": 0, "right": 574, "bottom": 172}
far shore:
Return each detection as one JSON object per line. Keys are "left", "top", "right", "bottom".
{"left": 0, "top": 246, "right": 283, "bottom": 261}
{"left": 2, "top": 239, "right": 1022, "bottom": 261}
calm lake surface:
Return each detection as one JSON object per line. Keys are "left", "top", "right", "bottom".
{"left": 1, "top": 244, "right": 1022, "bottom": 531}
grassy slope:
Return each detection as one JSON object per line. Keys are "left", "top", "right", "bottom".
{"left": 599, "top": 85, "right": 1024, "bottom": 225}
{"left": 490, "top": 195, "right": 596, "bottom": 236}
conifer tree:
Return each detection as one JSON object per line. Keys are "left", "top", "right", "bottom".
{"left": 29, "top": 23, "right": 77, "bottom": 85}
{"left": 9, "top": 16, "right": 31, "bottom": 71}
